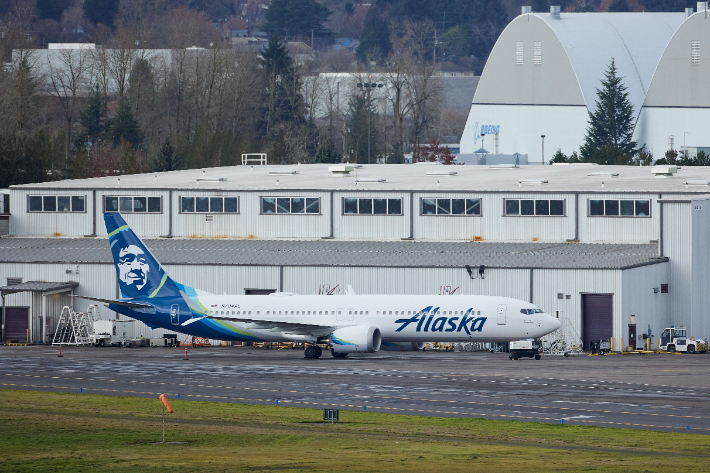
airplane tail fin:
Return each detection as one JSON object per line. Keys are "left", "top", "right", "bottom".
{"left": 105, "top": 212, "right": 184, "bottom": 300}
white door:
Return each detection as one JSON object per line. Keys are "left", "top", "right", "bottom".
{"left": 497, "top": 304, "right": 507, "bottom": 325}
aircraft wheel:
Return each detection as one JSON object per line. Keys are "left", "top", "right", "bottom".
{"left": 315, "top": 346, "right": 323, "bottom": 358}
{"left": 304, "top": 345, "right": 317, "bottom": 358}
{"left": 535, "top": 354, "right": 541, "bottom": 360}
{"left": 687, "top": 345, "right": 695, "bottom": 354}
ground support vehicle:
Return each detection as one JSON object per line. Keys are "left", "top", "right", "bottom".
{"left": 509, "top": 339, "right": 541, "bottom": 360}
{"left": 91, "top": 320, "right": 134, "bottom": 347}
{"left": 659, "top": 327, "right": 708, "bottom": 353}
{"left": 589, "top": 339, "right": 611, "bottom": 355}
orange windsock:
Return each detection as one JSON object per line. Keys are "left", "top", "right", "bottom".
{"left": 159, "top": 394, "right": 174, "bottom": 413}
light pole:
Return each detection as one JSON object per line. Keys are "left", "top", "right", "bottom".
{"left": 541, "top": 135, "right": 546, "bottom": 164}
{"left": 357, "top": 77, "right": 383, "bottom": 164}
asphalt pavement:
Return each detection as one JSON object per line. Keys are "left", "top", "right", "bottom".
{"left": 1, "top": 345, "right": 709, "bottom": 434}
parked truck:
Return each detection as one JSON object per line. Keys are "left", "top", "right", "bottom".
{"left": 659, "top": 326, "right": 708, "bottom": 353}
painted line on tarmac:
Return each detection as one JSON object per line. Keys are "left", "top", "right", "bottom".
{"left": 3, "top": 373, "right": 708, "bottom": 421}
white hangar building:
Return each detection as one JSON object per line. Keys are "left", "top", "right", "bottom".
{"left": 460, "top": 4, "right": 710, "bottom": 160}
{"left": 1, "top": 163, "right": 710, "bottom": 352}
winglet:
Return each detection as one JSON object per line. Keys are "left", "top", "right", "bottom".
{"left": 346, "top": 285, "right": 357, "bottom": 295}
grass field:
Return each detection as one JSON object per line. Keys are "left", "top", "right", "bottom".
{"left": 1, "top": 389, "right": 709, "bottom": 472}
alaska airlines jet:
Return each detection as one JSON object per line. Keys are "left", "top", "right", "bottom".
{"left": 84, "top": 213, "right": 561, "bottom": 359}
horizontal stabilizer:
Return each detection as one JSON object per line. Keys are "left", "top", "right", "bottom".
{"left": 72, "top": 295, "right": 152, "bottom": 309}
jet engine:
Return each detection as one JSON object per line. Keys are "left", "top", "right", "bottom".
{"left": 330, "top": 325, "right": 381, "bottom": 353}
{"left": 380, "top": 342, "right": 426, "bottom": 352}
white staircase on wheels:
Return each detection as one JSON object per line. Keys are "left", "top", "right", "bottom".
{"left": 52, "top": 306, "right": 93, "bottom": 346}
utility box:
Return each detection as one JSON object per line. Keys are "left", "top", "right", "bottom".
{"left": 91, "top": 320, "right": 135, "bottom": 347}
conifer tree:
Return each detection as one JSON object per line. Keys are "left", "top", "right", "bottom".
{"left": 580, "top": 59, "right": 638, "bottom": 165}
{"left": 110, "top": 99, "right": 144, "bottom": 149}
{"left": 80, "top": 84, "right": 108, "bottom": 145}
{"left": 154, "top": 136, "right": 179, "bottom": 172}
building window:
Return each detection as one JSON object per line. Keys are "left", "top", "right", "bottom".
{"left": 181, "top": 196, "right": 239, "bottom": 213}
{"left": 515, "top": 41, "right": 523, "bottom": 65}
{"left": 691, "top": 40, "right": 700, "bottom": 65}
{"left": 588, "top": 199, "right": 650, "bottom": 217}
{"left": 261, "top": 197, "right": 320, "bottom": 214}
{"left": 534, "top": 41, "right": 542, "bottom": 65}
{"left": 504, "top": 199, "right": 564, "bottom": 216}
{"left": 421, "top": 198, "right": 481, "bottom": 216}
{"left": 28, "top": 195, "right": 86, "bottom": 212}
{"left": 343, "top": 198, "right": 402, "bottom": 215}
{"left": 104, "top": 196, "right": 162, "bottom": 213}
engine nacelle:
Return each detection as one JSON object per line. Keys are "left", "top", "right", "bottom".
{"left": 331, "top": 325, "right": 381, "bottom": 353}
{"left": 380, "top": 342, "right": 426, "bottom": 352}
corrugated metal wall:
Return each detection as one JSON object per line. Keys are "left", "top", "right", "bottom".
{"left": 171, "top": 191, "right": 331, "bottom": 239}
{"left": 691, "top": 198, "right": 710, "bottom": 339}
{"left": 531, "top": 268, "right": 622, "bottom": 350}
{"left": 2, "top": 260, "right": 672, "bottom": 350}
{"left": 4, "top": 188, "right": 696, "bottom": 243}
{"left": 282, "top": 266, "right": 530, "bottom": 300}
{"left": 578, "top": 192, "right": 659, "bottom": 242}
{"left": 663, "top": 202, "right": 692, "bottom": 328}
{"left": 621, "top": 262, "right": 670, "bottom": 344}
{"left": 333, "top": 191, "right": 410, "bottom": 240}
{"left": 10, "top": 189, "right": 95, "bottom": 237}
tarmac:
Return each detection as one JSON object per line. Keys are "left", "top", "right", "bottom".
{"left": 1, "top": 345, "right": 709, "bottom": 434}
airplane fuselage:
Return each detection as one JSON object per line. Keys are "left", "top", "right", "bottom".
{"left": 110, "top": 293, "right": 558, "bottom": 344}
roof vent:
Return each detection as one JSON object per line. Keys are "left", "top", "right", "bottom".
{"left": 684, "top": 180, "right": 710, "bottom": 187}
{"left": 651, "top": 165, "right": 678, "bottom": 178}
{"left": 426, "top": 170, "right": 457, "bottom": 176}
{"left": 519, "top": 179, "right": 548, "bottom": 186}
{"left": 521, "top": 5, "right": 532, "bottom": 14}
{"left": 489, "top": 164, "right": 519, "bottom": 169}
{"left": 328, "top": 164, "right": 354, "bottom": 176}
{"left": 698, "top": 2, "right": 708, "bottom": 12}
{"left": 588, "top": 172, "right": 619, "bottom": 177}
{"left": 196, "top": 177, "right": 227, "bottom": 183}
{"left": 268, "top": 170, "right": 299, "bottom": 175}
{"left": 686, "top": 7, "right": 695, "bottom": 17}
{"left": 356, "top": 178, "right": 386, "bottom": 183}
{"left": 550, "top": 5, "right": 560, "bottom": 18}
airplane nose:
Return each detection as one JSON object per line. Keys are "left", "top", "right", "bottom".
{"left": 549, "top": 315, "right": 561, "bottom": 331}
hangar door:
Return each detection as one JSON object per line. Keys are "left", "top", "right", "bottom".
{"left": 4, "top": 307, "right": 29, "bottom": 343}
{"left": 582, "top": 294, "right": 613, "bottom": 351}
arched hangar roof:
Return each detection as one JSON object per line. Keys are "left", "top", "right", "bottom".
{"left": 473, "top": 12, "right": 685, "bottom": 115}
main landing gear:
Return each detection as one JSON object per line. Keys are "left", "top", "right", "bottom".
{"left": 304, "top": 345, "right": 323, "bottom": 359}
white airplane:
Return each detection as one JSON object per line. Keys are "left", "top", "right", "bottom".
{"left": 82, "top": 213, "right": 561, "bottom": 359}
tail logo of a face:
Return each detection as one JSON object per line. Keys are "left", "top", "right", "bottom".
{"left": 117, "top": 244, "right": 150, "bottom": 291}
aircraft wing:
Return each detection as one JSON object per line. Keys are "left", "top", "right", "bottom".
{"left": 72, "top": 295, "right": 153, "bottom": 309}
{"left": 186, "top": 315, "right": 336, "bottom": 336}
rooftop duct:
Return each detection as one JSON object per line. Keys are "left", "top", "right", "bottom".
{"left": 686, "top": 7, "right": 694, "bottom": 17}
{"left": 550, "top": 5, "right": 560, "bottom": 19}
{"left": 698, "top": 2, "right": 708, "bottom": 12}
{"left": 521, "top": 5, "right": 532, "bottom": 14}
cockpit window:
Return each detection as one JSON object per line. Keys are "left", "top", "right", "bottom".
{"left": 520, "top": 308, "right": 544, "bottom": 314}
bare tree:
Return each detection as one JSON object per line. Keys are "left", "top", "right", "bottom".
{"left": 46, "top": 46, "right": 94, "bottom": 159}
{"left": 402, "top": 20, "right": 440, "bottom": 159}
